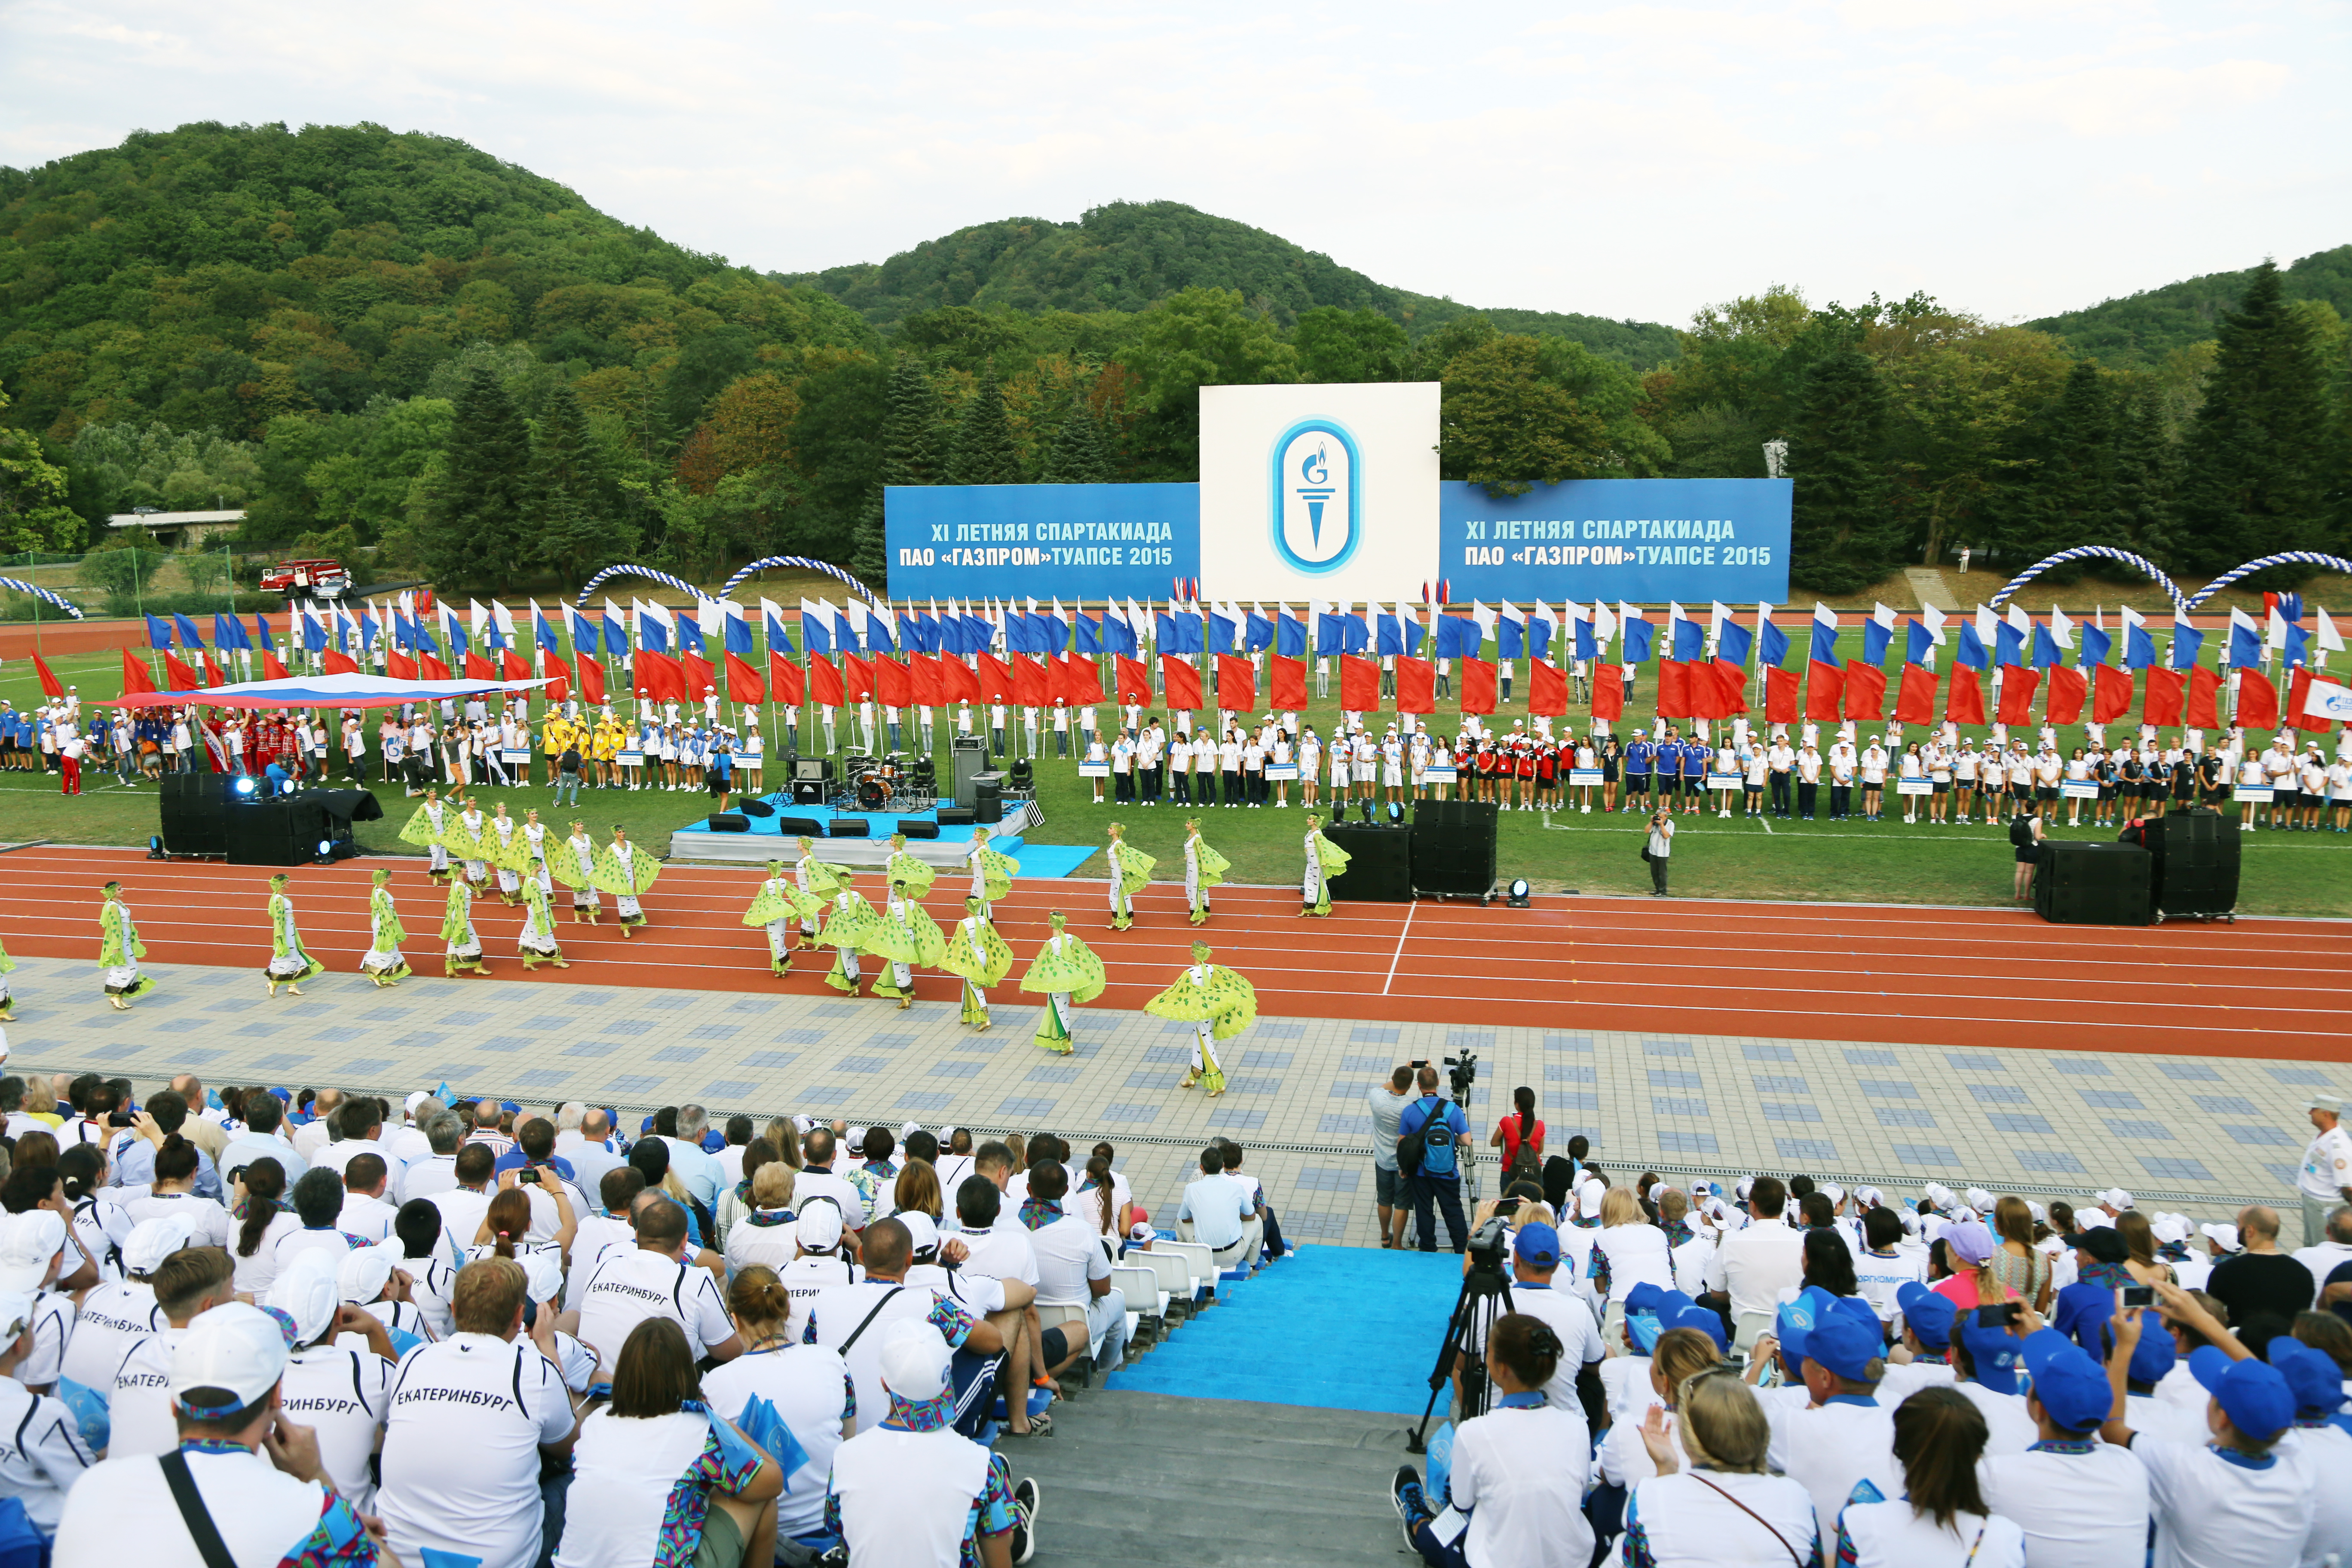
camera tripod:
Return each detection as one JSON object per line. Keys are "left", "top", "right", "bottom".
{"left": 1405, "top": 1239, "right": 1515, "bottom": 1454}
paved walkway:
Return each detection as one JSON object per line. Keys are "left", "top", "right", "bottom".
{"left": 1905, "top": 567, "right": 1965, "bottom": 612}
{"left": 8, "top": 952, "right": 2331, "bottom": 1243}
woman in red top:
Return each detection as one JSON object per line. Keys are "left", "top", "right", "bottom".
{"left": 1490, "top": 1084, "right": 1544, "bottom": 1167}
{"left": 1514, "top": 743, "right": 1537, "bottom": 810}
{"left": 1534, "top": 743, "right": 1559, "bottom": 811}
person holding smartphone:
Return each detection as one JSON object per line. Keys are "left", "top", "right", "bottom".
{"left": 1642, "top": 808, "right": 1674, "bottom": 897}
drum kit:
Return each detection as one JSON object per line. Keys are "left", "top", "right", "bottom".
{"left": 835, "top": 752, "right": 932, "bottom": 814}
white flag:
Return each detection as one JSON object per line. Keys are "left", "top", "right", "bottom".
{"left": 2006, "top": 603, "right": 2032, "bottom": 636}
{"left": 2318, "top": 606, "right": 2345, "bottom": 653}
{"left": 2267, "top": 606, "right": 2289, "bottom": 649}
{"left": 2050, "top": 604, "right": 2074, "bottom": 649}
{"left": 1920, "top": 604, "right": 1949, "bottom": 643}
{"left": 1976, "top": 605, "right": 1998, "bottom": 646}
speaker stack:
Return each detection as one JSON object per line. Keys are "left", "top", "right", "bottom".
{"left": 973, "top": 776, "right": 1004, "bottom": 824}
{"left": 1325, "top": 824, "right": 1414, "bottom": 902}
{"left": 2035, "top": 841, "right": 2153, "bottom": 925}
{"left": 1410, "top": 800, "right": 1500, "bottom": 899}
{"left": 774, "top": 815, "right": 825, "bottom": 837}
{"left": 895, "top": 818, "right": 940, "bottom": 839}
{"left": 159, "top": 773, "right": 236, "bottom": 857}
{"left": 827, "top": 818, "right": 871, "bottom": 839}
{"left": 2142, "top": 808, "right": 2241, "bottom": 921}
{"left": 705, "top": 814, "right": 750, "bottom": 833}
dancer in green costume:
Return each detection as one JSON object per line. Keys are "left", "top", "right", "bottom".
{"left": 742, "top": 859, "right": 822, "bottom": 976}
{"left": 937, "top": 895, "right": 1014, "bottom": 1029}
{"left": 263, "top": 873, "right": 326, "bottom": 997}
{"left": 397, "top": 787, "right": 457, "bottom": 881}
{"left": 1104, "top": 822, "right": 1154, "bottom": 931}
{"left": 1143, "top": 940, "right": 1257, "bottom": 1097}
{"left": 817, "top": 875, "right": 880, "bottom": 995}
{"left": 1181, "top": 818, "right": 1229, "bottom": 926}
{"left": 793, "top": 836, "right": 848, "bottom": 948}
{"left": 962, "top": 825, "right": 1020, "bottom": 919}
{"left": 591, "top": 826, "right": 660, "bottom": 935}
{"left": 865, "top": 878, "right": 946, "bottom": 1008}
{"left": 0, "top": 933, "right": 14, "bottom": 1019}
{"left": 360, "top": 868, "right": 411, "bottom": 986}
{"left": 98, "top": 882, "right": 155, "bottom": 1009}
{"left": 883, "top": 834, "right": 937, "bottom": 899}
{"left": 1301, "top": 812, "right": 1351, "bottom": 916}
{"left": 1019, "top": 912, "right": 1104, "bottom": 1054}
{"left": 441, "top": 878, "right": 490, "bottom": 976}
{"left": 516, "top": 875, "right": 571, "bottom": 971}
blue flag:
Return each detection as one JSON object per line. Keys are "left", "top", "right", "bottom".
{"left": 1861, "top": 618, "right": 1892, "bottom": 667}
{"left": 1403, "top": 616, "right": 1425, "bottom": 657}
{"left": 537, "top": 610, "right": 562, "bottom": 655}
{"left": 213, "top": 613, "right": 250, "bottom": 652}
{"left": 1341, "top": 611, "right": 1371, "bottom": 655}
{"left": 1526, "top": 618, "right": 1549, "bottom": 661}
{"left": 724, "top": 609, "right": 753, "bottom": 655}
{"left": 1808, "top": 620, "right": 1839, "bottom": 667}
{"left": 172, "top": 612, "right": 207, "bottom": 649}
{"left": 2171, "top": 622, "right": 2204, "bottom": 671}
{"left": 765, "top": 609, "right": 796, "bottom": 658}
{"left": 803, "top": 611, "right": 833, "bottom": 659}
{"left": 1758, "top": 619, "right": 1788, "bottom": 668}
{"left": 1376, "top": 612, "right": 1403, "bottom": 657}
{"left": 1498, "top": 617, "right": 1526, "bottom": 661}
{"left": 1623, "top": 618, "right": 1654, "bottom": 664}
{"left": 1574, "top": 618, "right": 1599, "bottom": 661}
{"left": 869, "top": 612, "right": 897, "bottom": 654}
{"left": 1105, "top": 612, "right": 1137, "bottom": 658}
{"left": 2079, "top": 624, "right": 2110, "bottom": 668}
{"left": 1075, "top": 613, "right": 1102, "bottom": 655}
{"left": 601, "top": 611, "right": 628, "bottom": 656}
{"left": 637, "top": 609, "right": 669, "bottom": 653}
{"left": 2030, "top": 622, "right": 2060, "bottom": 669}
{"left": 2125, "top": 622, "right": 2156, "bottom": 670}
{"left": 1994, "top": 621, "right": 2023, "bottom": 668}
{"left": 1208, "top": 609, "right": 1237, "bottom": 653}
{"left": 1276, "top": 612, "right": 1306, "bottom": 658}
{"left": 676, "top": 616, "right": 705, "bottom": 656}
{"left": 1718, "top": 620, "right": 1754, "bottom": 668}
{"left": 1954, "top": 622, "right": 1988, "bottom": 671}
{"left": 1245, "top": 609, "right": 1274, "bottom": 654}
{"left": 254, "top": 614, "right": 277, "bottom": 652}
{"left": 2284, "top": 623, "right": 2309, "bottom": 670}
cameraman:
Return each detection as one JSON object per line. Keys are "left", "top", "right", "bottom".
{"left": 1642, "top": 806, "right": 1674, "bottom": 896}
{"left": 1398, "top": 1066, "right": 1470, "bottom": 1254}
{"left": 1458, "top": 1222, "right": 1605, "bottom": 1426}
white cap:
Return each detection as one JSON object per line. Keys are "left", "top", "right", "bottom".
{"left": 899, "top": 1212, "right": 940, "bottom": 1259}
{"left": 267, "top": 1251, "right": 343, "bottom": 1344}
{"left": 405, "top": 1091, "right": 431, "bottom": 1115}
{"left": 1965, "top": 1187, "right": 1994, "bottom": 1212}
{"left": 338, "top": 1241, "right": 402, "bottom": 1306}
{"left": 898, "top": 1121, "right": 924, "bottom": 1140}
{"left": 1853, "top": 1186, "right": 1882, "bottom": 1209}
{"left": 1818, "top": 1182, "right": 1846, "bottom": 1209}
{"left": 0, "top": 1291, "right": 33, "bottom": 1342}
{"left": 796, "top": 1202, "right": 845, "bottom": 1252}
{"left": 170, "top": 1302, "right": 291, "bottom": 1412}
{"left": 1898, "top": 1210, "right": 1922, "bottom": 1236}
{"left": 125, "top": 1215, "right": 197, "bottom": 1276}
{"left": 2098, "top": 1188, "right": 2134, "bottom": 1210}
{"left": 875, "top": 1318, "right": 952, "bottom": 1400}
{"left": 2151, "top": 1214, "right": 2193, "bottom": 1246}
{"left": 1575, "top": 1178, "right": 1606, "bottom": 1219}
{"left": 2027, "top": 1201, "right": 2047, "bottom": 1225}
{"left": 518, "top": 1248, "right": 562, "bottom": 1305}
{"left": 0, "top": 1211, "right": 66, "bottom": 1294}
{"left": 2200, "top": 1222, "right": 2242, "bottom": 1253}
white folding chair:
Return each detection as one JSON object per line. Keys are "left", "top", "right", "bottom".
{"left": 1109, "top": 1263, "right": 1164, "bottom": 1346}
{"left": 1136, "top": 1248, "right": 1192, "bottom": 1319}
{"left": 1160, "top": 1240, "right": 1216, "bottom": 1303}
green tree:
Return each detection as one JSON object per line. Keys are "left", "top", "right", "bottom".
{"left": 947, "top": 368, "right": 1020, "bottom": 485}
{"left": 422, "top": 367, "right": 531, "bottom": 587}
{"left": 529, "top": 383, "right": 632, "bottom": 586}
{"left": 1994, "top": 358, "right": 2120, "bottom": 581}
{"left": 1787, "top": 343, "right": 1893, "bottom": 594}
{"left": 2174, "top": 261, "right": 2332, "bottom": 574}
{"left": 848, "top": 352, "right": 956, "bottom": 589}
{"left": 1037, "top": 389, "right": 1112, "bottom": 484}
{"left": 1119, "top": 288, "right": 1295, "bottom": 479}
{"left": 1436, "top": 335, "right": 1610, "bottom": 495}
{"left": 0, "top": 391, "right": 84, "bottom": 552}
{"left": 1293, "top": 307, "right": 1411, "bottom": 383}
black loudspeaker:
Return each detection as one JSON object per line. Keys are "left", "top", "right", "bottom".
{"left": 1411, "top": 800, "right": 1499, "bottom": 897}
{"left": 827, "top": 818, "right": 871, "bottom": 838}
{"left": 896, "top": 818, "right": 940, "bottom": 839}
{"left": 159, "top": 772, "right": 236, "bottom": 856}
{"left": 2036, "top": 841, "right": 2153, "bottom": 925}
{"left": 974, "top": 782, "right": 1003, "bottom": 824}
{"left": 1325, "top": 825, "right": 1414, "bottom": 902}
{"left": 739, "top": 799, "right": 776, "bottom": 818}
{"left": 2143, "top": 808, "right": 2241, "bottom": 919}
{"left": 793, "top": 758, "right": 834, "bottom": 784}
{"left": 791, "top": 780, "right": 826, "bottom": 805}
{"left": 774, "top": 816, "right": 824, "bottom": 836}
{"left": 706, "top": 814, "right": 750, "bottom": 833}
{"left": 936, "top": 806, "right": 976, "bottom": 826}
{"left": 223, "top": 801, "right": 308, "bottom": 866}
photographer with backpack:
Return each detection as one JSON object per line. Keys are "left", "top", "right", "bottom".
{"left": 2009, "top": 807, "right": 2044, "bottom": 903}
{"left": 1397, "top": 1066, "right": 1470, "bottom": 1254}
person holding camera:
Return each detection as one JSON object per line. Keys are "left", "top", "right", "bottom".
{"left": 1640, "top": 808, "right": 1674, "bottom": 896}
{"left": 1457, "top": 1223, "right": 1605, "bottom": 1423}
{"left": 1398, "top": 1067, "right": 1470, "bottom": 1254}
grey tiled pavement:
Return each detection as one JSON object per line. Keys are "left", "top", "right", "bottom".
{"left": 5, "top": 953, "right": 2337, "bottom": 1239}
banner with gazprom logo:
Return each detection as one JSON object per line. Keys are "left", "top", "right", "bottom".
{"left": 884, "top": 482, "right": 1198, "bottom": 600}
{"left": 1440, "top": 478, "right": 1792, "bottom": 605}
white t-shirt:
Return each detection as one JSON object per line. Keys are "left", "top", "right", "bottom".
{"left": 1027, "top": 1214, "right": 1112, "bottom": 1305}
{"left": 1705, "top": 1220, "right": 1805, "bottom": 1322}
{"left": 56, "top": 1279, "right": 159, "bottom": 1418}
{"left": 53, "top": 1446, "right": 349, "bottom": 1568}
{"left": 563, "top": 1214, "right": 636, "bottom": 1312}
{"left": 1444, "top": 1401, "right": 1595, "bottom": 1568}
{"left": 828, "top": 1423, "right": 995, "bottom": 1568}
{"left": 1621, "top": 1467, "right": 1818, "bottom": 1567}
{"left": 956, "top": 1218, "right": 1040, "bottom": 1288}
{"left": 554, "top": 1408, "right": 763, "bottom": 1568}
{"left": 0, "top": 1376, "right": 92, "bottom": 1531}
{"left": 792, "top": 1170, "right": 869, "bottom": 1232}
{"left": 2132, "top": 1431, "right": 2317, "bottom": 1568}
{"left": 279, "top": 1341, "right": 393, "bottom": 1513}
{"left": 574, "top": 1248, "right": 735, "bottom": 1370}
{"left": 427, "top": 1186, "right": 494, "bottom": 1257}
{"left": 377, "top": 1333, "right": 577, "bottom": 1568}
{"left": 769, "top": 1254, "right": 861, "bottom": 1347}
{"left": 1837, "top": 1501, "right": 2024, "bottom": 1568}
{"left": 804, "top": 1279, "right": 979, "bottom": 1436}
{"left": 1980, "top": 1441, "right": 2150, "bottom": 1568}
{"left": 229, "top": 1211, "right": 304, "bottom": 1297}
{"left": 723, "top": 1211, "right": 801, "bottom": 1280}
{"left": 1765, "top": 1396, "right": 1903, "bottom": 1547}
{"left": 2298, "top": 1126, "right": 2352, "bottom": 1203}
{"left": 1464, "top": 1282, "right": 1604, "bottom": 1416}
{"left": 700, "top": 1345, "right": 857, "bottom": 1537}
{"left": 119, "top": 1190, "right": 230, "bottom": 1247}
{"left": 1853, "top": 1247, "right": 1929, "bottom": 1323}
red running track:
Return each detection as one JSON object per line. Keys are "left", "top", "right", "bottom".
{"left": 3, "top": 846, "right": 2347, "bottom": 1058}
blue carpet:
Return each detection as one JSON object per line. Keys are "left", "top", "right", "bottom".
{"left": 1107, "top": 1245, "right": 1461, "bottom": 1415}
{"left": 1004, "top": 844, "right": 1097, "bottom": 880}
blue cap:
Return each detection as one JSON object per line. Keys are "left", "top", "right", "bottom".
{"left": 1624, "top": 1280, "right": 1667, "bottom": 1317}
{"left": 2125, "top": 1311, "right": 2177, "bottom": 1384}
{"left": 268, "top": 1087, "right": 291, "bottom": 1102}
{"left": 1627, "top": 1289, "right": 1698, "bottom": 1352}
{"left": 1513, "top": 1222, "right": 1561, "bottom": 1269}
{"left": 1773, "top": 1284, "right": 1839, "bottom": 1368}
{"left": 1777, "top": 1288, "right": 1882, "bottom": 1380}
{"left": 2266, "top": 1338, "right": 2346, "bottom": 1418}
{"left": 1896, "top": 1282, "right": 1957, "bottom": 1350}
{"left": 501, "top": 1100, "right": 521, "bottom": 1116}
{"left": 2021, "top": 1327, "right": 2111, "bottom": 1432}
{"left": 1957, "top": 1314, "right": 2025, "bottom": 1395}
{"left": 1666, "top": 1303, "right": 1729, "bottom": 1352}
{"left": 2189, "top": 1347, "right": 2295, "bottom": 1441}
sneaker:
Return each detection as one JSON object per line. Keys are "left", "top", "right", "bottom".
{"left": 1390, "top": 1465, "right": 1427, "bottom": 1546}
{"left": 1011, "top": 1477, "right": 1040, "bottom": 1565}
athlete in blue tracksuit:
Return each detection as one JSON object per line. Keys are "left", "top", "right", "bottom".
{"left": 1680, "top": 736, "right": 1711, "bottom": 815}
{"left": 1623, "top": 732, "right": 1654, "bottom": 812}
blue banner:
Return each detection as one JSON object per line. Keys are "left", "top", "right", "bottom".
{"left": 887, "top": 483, "right": 1197, "bottom": 600}
{"left": 1438, "top": 478, "right": 1791, "bottom": 605}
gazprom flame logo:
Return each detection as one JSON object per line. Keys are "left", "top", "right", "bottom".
{"left": 1269, "top": 418, "right": 1361, "bottom": 576}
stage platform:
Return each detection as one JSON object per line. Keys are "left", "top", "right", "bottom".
{"left": 665, "top": 793, "right": 1046, "bottom": 869}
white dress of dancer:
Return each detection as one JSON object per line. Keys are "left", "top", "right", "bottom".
{"left": 491, "top": 818, "right": 521, "bottom": 896}
{"left": 423, "top": 801, "right": 451, "bottom": 876}
{"left": 567, "top": 833, "right": 600, "bottom": 913}
{"left": 101, "top": 900, "right": 144, "bottom": 994}
{"left": 457, "top": 808, "right": 489, "bottom": 883}
{"left": 264, "top": 892, "right": 314, "bottom": 979}
{"left": 793, "top": 852, "right": 824, "bottom": 939}
{"left": 965, "top": 838, "right": 993, "bottom": 919}
{"left": 523, "top": 821, "right": 553, "bottom": 894}
{"left": 517, "top": 888, "right": 560, "bottom": 956}
{"left": 759, "top": 876, "right": 796, "bottom": 967}
{"left": 611, "top": 842, "right": 644, "bottom": 922}
{"left": 1302, "top": 828, "right": 1325, "bottom": 909}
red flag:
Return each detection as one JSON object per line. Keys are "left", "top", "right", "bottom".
{"left": 1803, "top": 660, "right": 1844, "bottom": 721}
{"left": 808, "top": 652, "right": 844, "bottom": 709}
{"left": 1271, "top": 655, "right": 1308, "bottom": 711}
{"left": 2235, "top": 667, "right": 2278, "bottom": 729}
{"left": 1395, "top": 656, "right": 1435, "bottom": 714}
{"left": 162, "top": 650, "right": 200, "bottom": 691}
{"left": 1459, "top": 657, "right": 1497, "bottom": 716}
{"left": 1114, "top": 655, "right": 1152, "bottom": 707}
{"left": 1657, "top": 659, "right": 1691, "bottom": 718}
{"left": 322, "top": 649, "right": 360, "bottom": 676}
{"left": 201, "top": 652, "right": 227, "bottom": 689}
{"left": 1594, "top": 663, "right": 1626, "bottom": 720}
{"left": 2091, "top": 665, "right": 2135, "bottom": 725}
{"left": 944, "top": 655, "right": 980, "bottom": 704}
{"left": 1528, "top": 659, "right": 1568, "bottom": 717}
{"left": 725, "top": 650, "right": 766, "bottom": 705}
{"left": 417, "top": 652, "right": 448, "bottom": 681}
{"left": 1160, "top": 655, "right": 1202, "bottom": 711}
{"left": 542, "top": 652, "right": 573, "bottom": 707}
{"left": 680, "top": 651, "right": 717, "bottom": 701}
{"left": 576, "top": 652, "right": 606, "bottom": 706}
{"left": 977, "top": 652, "right": 1014, "bottom": 703}
{"left": 1340, "top": 654, "right": 1381, "bottom": 713}
{"left": 1843, "top": 662, "right": 1886, "bottom": 721}
{"left": 1994, "top": 664, "right": 2039, "bottom": 726}
{"left": 1945, "top": 665, "right": 1985, "bottom": 725}
{"left": 2186, "top": 665, "right": 2221, "bottom": 730}
{"left": 767, "top": 652, "right": 804, "bottom": 707}
{"left": 119, "top": 647, "right": 157, "bottom": 698}
{"left": 501, "top": 648, "right": 533, "bottom": 683}
{"left": 2141, "top": 666, "right": 2184, "bottom": 726}
{"left": 1011, "top": 655, "right": 1049, "bottom": 708}
{"left": 841, "top": 653, "right": 874, "bottom": 704}
{"left": 1709, "top": 658, "right": 1749, "bottom": 717}
{"left": 464, "top": 651, "right": 496, "bottom": 681}
{"left": 1894, "top": 664, "right": 1939, "bottom": 725}
{"left": 1056, "top": 653, "right": 1098, "bottom": 706}
{"left": 1214, "top": 653, "right": 1256, "bottom": 712}
{"left": 1765, "top": 665, "right": 1799, "bottom": 724}
{"left": 30, "top": 653, "right": 63, "bottom": 698}
{"left": 2044, "top": 665, "right": 2087, "bottom": 726}
{"left": 637, "top": 649, "right": 685, "bottom": 702}
{"left": 910, "top": 652, "right": 946, "bottom": 707}
{"left": 877, "top": 655, "right": 913, "bottom": 709}
{"left": 2290, "top": 669, "right": 2340, "bottom": 734}
{"left": 385, "top": 650, "right": 418, "bottom": 682}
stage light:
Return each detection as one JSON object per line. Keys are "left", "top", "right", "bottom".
{"left": 1507, "top": 878, "right": 1531, "bottom": 909}
{"left": 233, "top": 777, "right": 257, "bottom": 796}
{"left": 147, "top": 834, "right": 165, "bottom": 861}
{"left": 1386, "top": 801, "right": 1404, "bottom": 825}
{"left": 318, "top": 839, "right": 335, "bottom": 857}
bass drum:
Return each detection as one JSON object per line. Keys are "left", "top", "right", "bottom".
{"left": 856, "top": 778, "right": 889, "bottom": 812}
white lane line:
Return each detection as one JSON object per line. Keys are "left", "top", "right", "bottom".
{"left": 1383, "top": 900, "right": 1417, "bottom": 995}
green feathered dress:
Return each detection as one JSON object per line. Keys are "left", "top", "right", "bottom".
{"left": 1106, "top": 840, "right": 1155, "bottom": 928}
{"left": 399, "top": 801, "right": 453, "bottom": 875}
{"left": 964, "top": 842, "right": 1020, "bottom": 906}
{"left": 440, "top": 881, "right": 487, "bottom": 974}
{"left": 443, "top": 810, "right": 495, "bottom": 878}
{"left": 884, "top": 848, "right": 936, "bottom": 899}
{"left": 362, "top": 887, "right": 410, "bottom": 980}
{"left": 591, "top": 840, "right": 660, "bottom": 925}
{"left": 817, "top": 890, "right": 879, "bottom": 993}
{"left": 1183, "top": 834, "right": 1231, "bottom": 922}
{"left": 744, "top": 877, "right": 822, "bottom": 974}
{"left": 937, "top": 913, "right": 1016, "bottom": 1026}
{"left": 263, "top": 891, "right": 326, "bottom": 983}
{"left": 863, "top": 896, "right": 947, "bottom": 998}
{"left": 1019, "top": 930, "right": 1106, "bottom": 1053}
{"left": 98, "top": 900, "right": 155, "bottom": 999}
{"left": 1142, "top": 960, "right": 1258, "bottom": 1090}
{"left": 1304, "top": 828, "right": 1351, "bottom": 916}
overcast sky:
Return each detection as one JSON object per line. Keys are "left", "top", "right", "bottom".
{"left": 5, "top": 0, "right": 2343, "bottom": 328}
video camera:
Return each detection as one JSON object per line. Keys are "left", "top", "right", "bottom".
{"left": 1464, "top": 1216, "right": 1511, "bottom": 1277}
{"left": 1444, "top": 1048, "right": 1478, "bottom": 1104}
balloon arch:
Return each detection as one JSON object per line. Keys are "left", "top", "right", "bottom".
{"left": 570, "top": 558, "right": 884, "bottom": 612}
{"left": 1985, "top": 546, "right": 2185, "bottom": 615}
{"left": 2183, "top": 551, "right": 2352, "bottom": 612}
{"left": 570, "top": 563, "right": 708, "bottom": 611}
{"left": 0, "top": 577, "right": 87, "bottom": 619}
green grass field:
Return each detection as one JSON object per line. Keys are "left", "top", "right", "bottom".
{"left": 6, "top": 640, "right": 2346, "bottom": 916}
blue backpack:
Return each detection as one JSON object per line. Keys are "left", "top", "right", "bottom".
{"left": 1401, "top": 1098, "right": 1458, "bottom": 1178}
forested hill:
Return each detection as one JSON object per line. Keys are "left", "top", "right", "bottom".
{"left": 778, "top": 200, "right": 1685, "bottom": 368}
{"left": 2025, "top": 244, "right": 2352, "bottom": 369}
